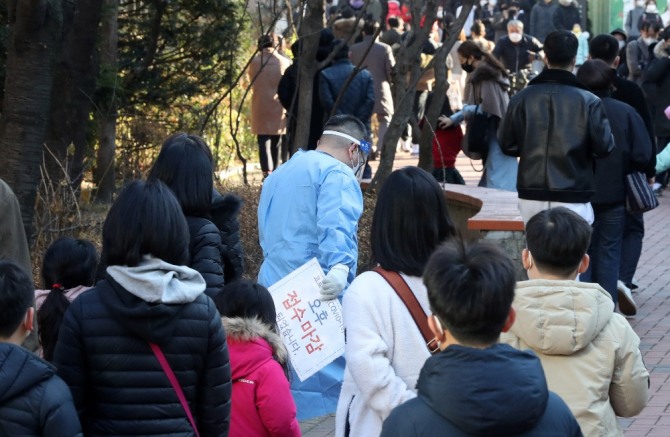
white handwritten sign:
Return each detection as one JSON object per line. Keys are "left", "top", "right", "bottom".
{"left": 268, "top": 258, "right": 345, "bottom": 381}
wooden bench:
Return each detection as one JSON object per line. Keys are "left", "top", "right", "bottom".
{"left": 442, "top": 183, "right": 524, "bottom": 232}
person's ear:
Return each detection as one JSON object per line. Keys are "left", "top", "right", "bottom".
{"left": 428, "top": 314, "right": 446, "bottom": 343}
{"left": 501, "top": 307, "right": 516, "bottom": 333}
{"left": 23, "top": 307, "right": 34, "bottom": 333}
{"left": 521, "top": 248, "right": 532, "bottom": 270}
{"left": 613, "top": 56, "right": 620, "bottom": 68}
{"left": 577, "top": 253, "right": 590, "bottom": 274}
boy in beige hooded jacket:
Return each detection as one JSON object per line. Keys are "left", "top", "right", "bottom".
{"left": 501, "top": 207, "right": 649, "bottom": 437}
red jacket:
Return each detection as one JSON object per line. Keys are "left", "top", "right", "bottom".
{"left": 224, "top": 317, "right": 300, "bottom": 437}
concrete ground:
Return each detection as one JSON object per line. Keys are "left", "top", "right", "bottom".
{"left": 299, "top": 151, "right": 670, "bottom": 436}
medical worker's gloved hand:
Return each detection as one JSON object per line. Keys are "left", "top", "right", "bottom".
{"left": 319, "top": 264, "right": 349, "bottom": 300}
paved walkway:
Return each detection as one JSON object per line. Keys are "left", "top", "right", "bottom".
{"left": 299, "top": 151, "right": 670, "bottom": 436}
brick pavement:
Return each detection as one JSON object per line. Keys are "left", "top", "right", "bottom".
{"left": 300, "top": 152, "right": 670, "bottom": 436}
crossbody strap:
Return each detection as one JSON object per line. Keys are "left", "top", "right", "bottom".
{"left": 149, "top": 343, "right": 200, "bottom": 437}
{"left": 373, "top": 267, "right": 438, "bottom": 354}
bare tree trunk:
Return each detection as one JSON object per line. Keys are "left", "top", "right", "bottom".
{"left": 293, "top": 0, "right": 323, "bottom": 154}
{"left": 94, "top": 0, "right": 119, "bottom": 203}
{"left": 369, "top": 0, "right": 438, "bottom": 190}
{"left": 418, "top": 0, "right": 476, "bottom": 171}
{"left": 0, "top": 0, "right": 67, "bottom": 240}
{"left": 44, "top": 0, "right": 103, "bottom": 189}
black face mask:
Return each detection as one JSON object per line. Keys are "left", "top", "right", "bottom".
{"left": 461, "top": 62, "right": 475, "bottom": 73}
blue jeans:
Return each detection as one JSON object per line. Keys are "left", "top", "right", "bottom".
{"left": 581, "top": 203, "right": 626, "bottom": 303}
{"left": 483, "top": 117, "right": 517, "bottom": 192}
{"left": 619, "top": 210, "right": 644, "bottom": 286}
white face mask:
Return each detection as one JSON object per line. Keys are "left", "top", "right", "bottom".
{"left": 646, "top": 5, "right": 658, "bottom": 13}
{"left": 618, "top": 40, "right": 626, "bottom": 49}
{"left": 509, "top": 32, "right": 523, "bottom": 43}
{"left": 637, "top": 0, "right": 646, "bottom": 7}
{"left": 489, "top": 0, "right": 497, "bottom": 6}
{"left": 559, "top": 0, "right": 572, "bottom": 6}
{"left": 643, "top": 37, "right": 657, "bottom": 45}
{"left": 351, "top": 149, "right": 365, "bottom": 182}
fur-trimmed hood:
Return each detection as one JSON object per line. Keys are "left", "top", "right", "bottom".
{"left": 468, "top": 61, "right": 510, "bottom": 90}
{"left": 223, "top": 317, "right": 288, "bottom": 380}
{"left": 654, "top": 39, "right": 669, "bottom": 59}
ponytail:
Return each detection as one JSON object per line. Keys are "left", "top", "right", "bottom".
{"left": 38, "top": 284, "right": 71, "bottom": 362}
{"left": 38, "top": 237, "right": 97, "bottom": 362}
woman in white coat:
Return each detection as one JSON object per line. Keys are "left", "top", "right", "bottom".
{"left": 335, "top": 167, "right": 458, "bottom": 437}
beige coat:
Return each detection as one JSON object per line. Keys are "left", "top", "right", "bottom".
{"left": 350, "top": 36, "right": 395, "bottom": 116}
{"left": 500, "top": 280, "right": 649, "bottom": 437}
{"left": 248, "top": 48, "right": 291, "bottom": 135}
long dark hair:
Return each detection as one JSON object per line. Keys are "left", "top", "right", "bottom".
{"left": 212, "top": 280, "right": 290, "bottom": 378}
{"left": 38, "top": 237, "right": 97, "bottom": 362}
{"left": 370, "top": 167, "right": 458, "bottom": 276}
{"left": 148, "top": 132, "right": 214, "bottom": 218}
{"left": 457, "top": 40, "right": 508, "bottom": 77}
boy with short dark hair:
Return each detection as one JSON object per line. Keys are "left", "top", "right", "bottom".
{"left": 501, "top": 207, "right": 649, "bottom": 436}
{"left": 381, "top": 240, "right": 582, "bottom": 436}
{"left": 0, "top": 261, "right": 82, "bottom": 436}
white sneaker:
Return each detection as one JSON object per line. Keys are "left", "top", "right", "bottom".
{"left": 617, "top": 280, "right": 637, "bottom": 316}
{"left": 400, "top": 139, "right": 411, "bottom": 152}
{"left": 411, "top": 144, "right": 420, "bottom": 155}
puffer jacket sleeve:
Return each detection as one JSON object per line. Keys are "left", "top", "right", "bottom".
{"left": 190, "top": 218, "right": 225, "bottom": 298}
{"left": 255, "top": 360, "right": 300, "bottom": 437}
{"left": 41, "top": 376, "right": 83, "bottom": 437}
{"left": 656, "top": 142, "right": 670, "bottom": 174}
{"left": 197, "top": 300, "right": 232, "bottom": 436}
{"left": 608, "top": 314, "right": 649, "bottom": 417}
{"left": 210, "top": 191, "right": 245, "bottom": 283}
{"left": 587, "top": 98, "right": 615, "bottom": 159}
{"left": 53, "top": 299, "right": 88, "bottom": 417}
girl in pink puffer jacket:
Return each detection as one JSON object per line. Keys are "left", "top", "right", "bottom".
{"left": 213, "top": 280, "right": 300, "bottom": 437}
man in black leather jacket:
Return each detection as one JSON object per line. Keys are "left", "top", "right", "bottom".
{"left": 500, "top": 30, "right": 615, "bottom": 224}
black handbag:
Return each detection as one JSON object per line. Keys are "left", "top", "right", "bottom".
{"left": 463, "top": 83, "right": 489, "bottom": 159}
{"left": 466, "top": 105, "right": 489, "bottom": 155}
{"left": 624, "top": 172, "right": 659, "bottom": 213}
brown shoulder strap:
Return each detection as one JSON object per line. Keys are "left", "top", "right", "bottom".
{"left": 373, "top": 267, "right": 438, "bottom": 354}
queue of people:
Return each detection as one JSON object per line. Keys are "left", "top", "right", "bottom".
{"left": 3, "top": 2, "right": 670, "bottom": 436}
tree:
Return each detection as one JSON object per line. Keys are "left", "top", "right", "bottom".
{"left": 0, "top": 0, "right": 70, "bottom": 239}
{"left": 371, "top": 0, "right": 475, "bottom": 189}
{"left": 44, "top": 0, "right": 103, "bottom": 188}
{"left": 94, "top": 0, "right": 119, "bottom": 202}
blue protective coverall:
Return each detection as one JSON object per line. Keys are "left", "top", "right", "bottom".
{"left": 257, "top": 149, "right": 364, "bottom": 419}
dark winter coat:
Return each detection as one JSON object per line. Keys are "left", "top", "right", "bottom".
{"left": 493, "top": 34, "right": 543, "bottom": 73}
{"left": 187, "top": 216, "right": 225, "bottom": 298}
{"left": 591, "top": 95, "right": 653, "bottom": 205}
{"left": 643, "top": 42, "right": 670, "bottom": 138}
{"left": 210, "top": 191, "right": 245, "bottom": 284}
{"left": 319, "top": 58, "right": 375, "bottom": 134}
{"left": 0, "top": 343, "right": 82, "bottom": 437}
{"left": 277, "top": 63, "right": 326, "bottom": 150}
{"left": 500, "top": 68, "right": 615, "bottom": 203}
{"left": 53, "top": 269, "right": 231, "bottom": 437}
{"left": 380, "top": 344, "right": 583, "bottom": 436}
{"left": 553, "top": 3, "right": 581, "bottom": 31}
{"left": 530, "top": 2, "right": 557, "bottom": 43}
{"left": 611, "top": 73, "right": 656, "bottom": 177}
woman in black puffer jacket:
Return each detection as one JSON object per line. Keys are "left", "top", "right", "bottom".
{"left": 149, "top": 133, "right": 243, "bottom": 298}
{"left": 54, "top": 180, "right": 231, "bottom": 436}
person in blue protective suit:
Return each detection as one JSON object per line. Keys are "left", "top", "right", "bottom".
{"left": 257, "top": 114, "right": 369, "bottom": 420}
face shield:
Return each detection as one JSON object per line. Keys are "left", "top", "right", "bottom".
{"left": 322, "top": 130, "right": 371, "bottom": 180}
